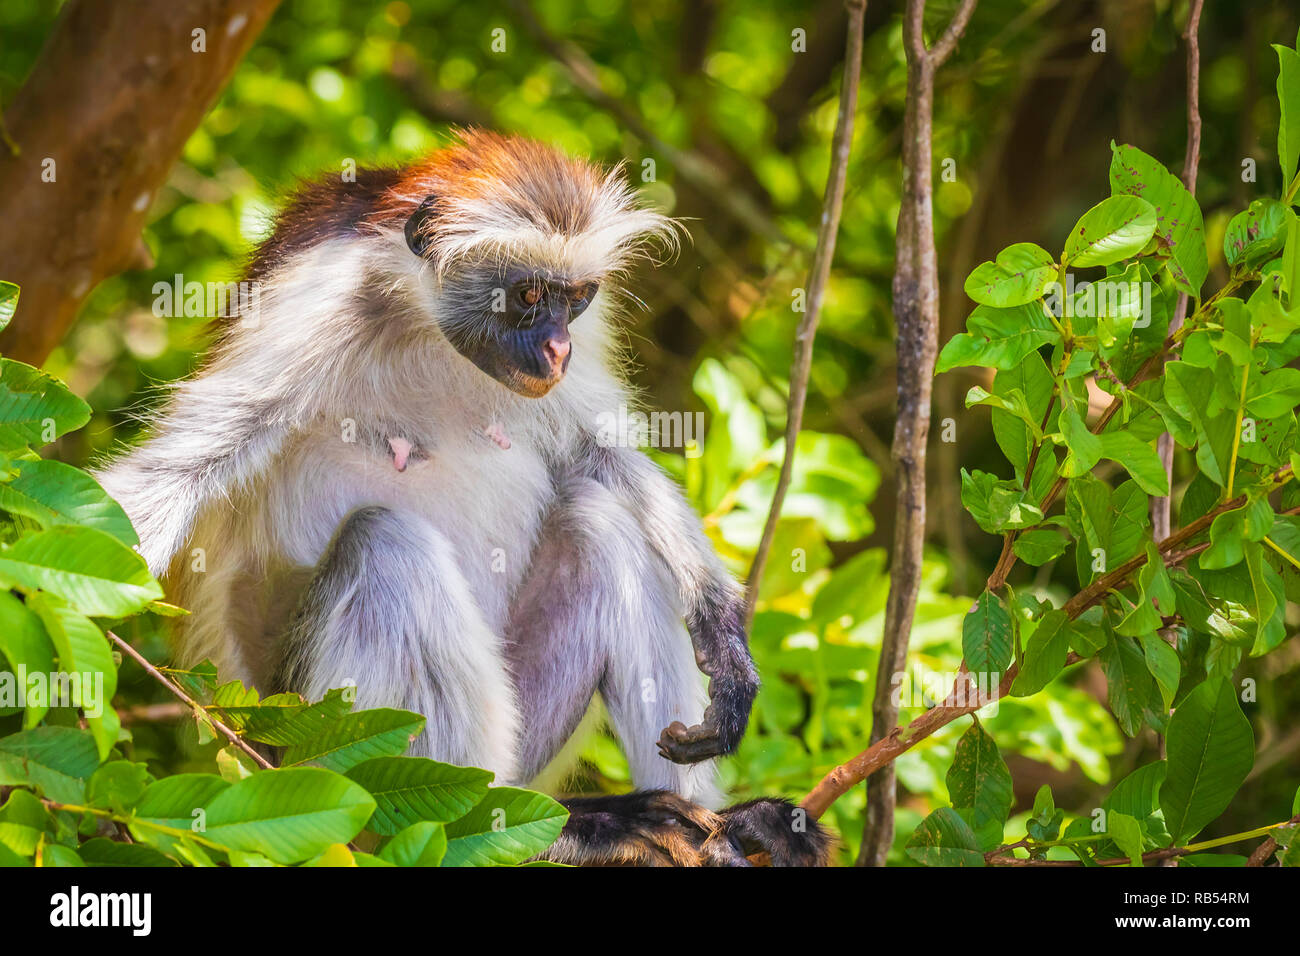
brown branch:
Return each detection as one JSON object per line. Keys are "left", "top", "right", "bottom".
{"left": 116, "top": 701, "right": 188, "bottom": 725}
{"left": 743, "top": 0, "right": 867, "bottom": 617}
{"left": 0, "top": 0, "right": 283, "bottom": 367}
{"left": 107, "top": 631, "right": 274, "bottom": 770}
{"left": 857, "top": 0, "right": 979, "bottom": 868}
{"left": 926, "top": 0, "right": 980, "bottom": 68}
{"left": 799, "top": 464, "right": 1292, "bottom": 822}
{"left": 1152, "top": 0, "right": 1204, "bottom": 542}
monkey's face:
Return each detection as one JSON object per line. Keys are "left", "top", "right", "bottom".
{"left": 441, "top": 267, "right": 599, "bottom": 398}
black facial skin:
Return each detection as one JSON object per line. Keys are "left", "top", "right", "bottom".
{"left": 441, "top": 266, "right": 599, "bottom": 398}
{"left": 403, "top": 200, "right": 598, "bottom": 397}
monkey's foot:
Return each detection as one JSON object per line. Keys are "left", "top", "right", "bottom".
{"left": 656, "top": 720, "right": 728, "bottom": 764}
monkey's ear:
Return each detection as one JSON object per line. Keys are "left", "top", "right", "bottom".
{"left": 404, "top": 195, "right": 438, "bottom": 259}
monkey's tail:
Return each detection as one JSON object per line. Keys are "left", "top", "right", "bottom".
{"left": 540, "top": 790, "right": 835, "bottom": 867}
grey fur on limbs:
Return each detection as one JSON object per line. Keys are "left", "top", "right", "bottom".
{"left": 273, "top": 506, "right": 521, "bottom": 782}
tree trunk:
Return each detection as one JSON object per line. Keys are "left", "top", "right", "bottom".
{"left": 0, "top": 0, "right": 282, "bottom": 366}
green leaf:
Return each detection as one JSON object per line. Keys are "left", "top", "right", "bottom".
{"left": 0, "top": 282, "right": 17, "bottom": 333}
{"left": 1140, "top": 632, "right": 1180, "bottom": 711}
{"left": 1064, "top": 195, "right": 1158, "bottom": 268}
{"left": 964, "top": 243, "right": 1058, "bottom": 307}
{"left": 1224, "top": 199, "right": 1294, "bottom": 267}
{"left": 964, "top": 386, "right": 1043, "bottom": 439}
{"left": 937, "top": 303, "right": 1058, "bottom": 373}
{"left": 1246, "top": 367, "right": 1300, "bottom": 417}
{"left": 1027, "top": 785, "right": 1064, "bottom": 843}
{"left": 990, "top": 351, "right": 1054, "bottom": 478}
{"left": 134, "top": 773, "right": 231, "bottom": 831}
{"left": 0, "top": 459, "right": 138, "bottom": 545}
{"left": 1058, "top": 402, "right": 1103, "bottom": 477}
{"left": 345, "top": 756, "right": 493, "bottom": 835}
{"left": 962, "top": 590, "right": 1013, "bottom": 676}
{"left": 0, "top": 590, "right": 56, "bottom": 727}
{"left": 1104, "top": 761, "right": 1167, "bottom": 823}
{"left": 379, "top": 821, "right": 447, "bottom": 866}
{"left": 1276, "top": 42, "right": 1300, "bottom": 193}
{"left": 1107, "top": 811, "right": 1145, "bottom": 866}
{"left": 1160, "top": 678, "right": 1254, "bottom": 845}
{"left": 282, "top": 708, "right": 425, "bottom": 772}
{"left": 946, "top": 721, "right": 1013, "bottom": 848}
{"left": 1068, "top": 476, "right": 1148, "bottom": 581}
{"left": 1096, "top": 431, "right": 1169, "bottom": 495}
{"left": 0, "top": 821, "right": 42, "bottom": 856}
{"left": 41, "top": 845, "right": 83, "bottom": 867}
{"left": 441, "top": 788, "right": 568, "bottom": 867}
{"left": 1282, "top": 215, "right": 1300, "bottom": 299}
{"left": 28, "top": 592, "right": 120, "bottom": 760}
{"left": 0, "top": 526, "right": 161, "bottom": 617}
{"left": 203, "top": 767, "right": 377, "bottom": 864}
{"left": 905, "top": 807, "right": 985, "bottom": 867}
{"left": 1109, "top": 143, "right": 1208, "bottom": 294}
{"left": 1013, "top": 528, "right": 1069, "bottom": 566}
{"left": 960, "top": 468, "right": 1043, "bottom": 534}
{"left": 78, "top": 838, "right": 178, "bottom": 867}
{"left": 1011, "top": 609, "right": 1070, "bottom": 696}
{"left": 0, "top": 726, "right": 100, "bottom": 803}
{"left": 86, "top": 761, "right": 150, "bottom": 814}
{"left": 1100, "top": 634, "right": 1156, "bottom": 737}
{"left": 0, "top": 359, "right": 91, "bottom": 450}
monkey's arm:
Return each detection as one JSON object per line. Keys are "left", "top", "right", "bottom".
{"left": 96, "top": 365, "right": 296, "bottom": 576}
{"left": 579, "top": 440, "right": 758, "bottom": 764}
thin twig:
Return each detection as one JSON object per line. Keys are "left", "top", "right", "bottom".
{"left": 106, "top": 631, "right": 274, "bottom": 770}
{"left": 1152, "top": 0, "right": 1203, "bottom": 543}
{"left": 743, "top": 0, "right": 868, "bottom": 619}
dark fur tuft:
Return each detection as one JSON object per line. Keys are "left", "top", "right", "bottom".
{"left": 721, "top": 797, "right": 836, "bottom": 867}
{"left": 542, "top": 791, "right": 834, "bottom": 867}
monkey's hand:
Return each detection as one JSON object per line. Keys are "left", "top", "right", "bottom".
{"left": 656, "top": 670, "right": 756, "bottom": 764}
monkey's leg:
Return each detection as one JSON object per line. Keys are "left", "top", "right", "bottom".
{"left": 508, "top": 481, "right": 834, "bottom": 867}
{"left": 275, "top": 506, "right": 519, "bottom": 781}
{"left": 506, "top": 476, "right": 722, "bottom": 808}
{"left": 582, "top": 444, "right": 759, "bottom": 765}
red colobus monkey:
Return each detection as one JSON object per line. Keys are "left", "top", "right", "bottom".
{"left": 101, "top": 130, "right": 830, "bottom": 865}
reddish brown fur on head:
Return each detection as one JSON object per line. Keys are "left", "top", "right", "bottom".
{"left": 372, "top": 129, "right": 604, "bottom": 237}
{"left": 376, "top": 129, "right": 678, "bottom": 279}
{"left": 245, "top": 129, "right": 677, "bottom": 287}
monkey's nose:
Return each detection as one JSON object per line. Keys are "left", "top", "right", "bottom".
{"left": 543, "top": 338, "right": 570, "bottom": 368}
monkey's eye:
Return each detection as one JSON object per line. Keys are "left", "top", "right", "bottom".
{"left": 519, "top": 286, "right": 542, "bottom": 307}
{"left": 569, "top": 282, "right": 599, "bottom": 316}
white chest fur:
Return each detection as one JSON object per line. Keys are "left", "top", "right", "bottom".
{"left": 261, "top": 416, "right": 553, "bottom": 632}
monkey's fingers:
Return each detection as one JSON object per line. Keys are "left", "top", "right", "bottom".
{"left": 656, "top": 720, "right": 725, "bottom": 764}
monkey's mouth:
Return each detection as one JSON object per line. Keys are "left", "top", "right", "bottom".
{"left": 505, "top": 369, "right": 564, "bottom": 398}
